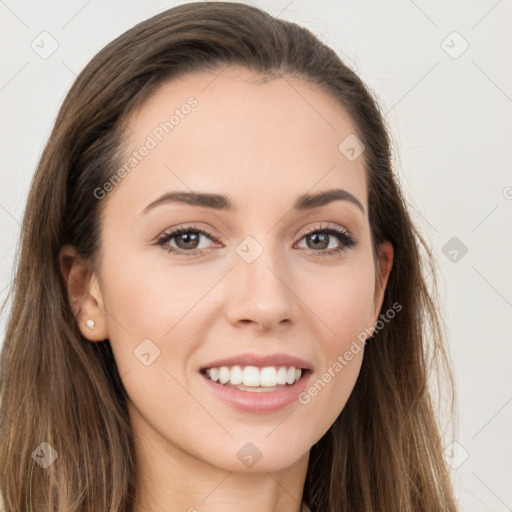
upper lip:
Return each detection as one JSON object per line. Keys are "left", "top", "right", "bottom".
{"left": 200, "top": 352, "right": 312, "bottom": 371}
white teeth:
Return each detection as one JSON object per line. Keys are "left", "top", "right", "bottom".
{"left": 210, "top": 367, "right": 219, "bottom": 382}
{"left": 229, "top": 365, "right": 243, "bottom": 385}
{"left": 205, "top": 365, "right": 304, "bottom": 388}
{"left": 277, "top": 366, "right": 288, "bottom": 385}
{"left": 242, "top": 366, "right": 260, "bottom": 386}
{"left": 219, "top": 367, "right": 230, "bottom": 384}
{"left": 260, "top": 367, "right": 277, "bottom": 387}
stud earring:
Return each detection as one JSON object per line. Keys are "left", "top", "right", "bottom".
{"left": 85, "top": 319, "right": 96, "bottom": 330}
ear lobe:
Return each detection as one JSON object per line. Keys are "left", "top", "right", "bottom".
{"left": 370, "top": 241, "right": 394, "bottom": 325}
{"left": 59, "top": 244, "right": 108, "bottom": 342}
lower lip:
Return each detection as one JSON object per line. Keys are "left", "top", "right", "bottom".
{"left": 200, "top": 370, "right": 312, "bottom": 413}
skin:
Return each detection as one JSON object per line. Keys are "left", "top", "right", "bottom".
{"left": 60, "top": 66, "right": 393, "bottom": 512}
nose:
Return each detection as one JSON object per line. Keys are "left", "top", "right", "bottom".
{"left": 225, "top": 238, "right": 301, "bottom": 332}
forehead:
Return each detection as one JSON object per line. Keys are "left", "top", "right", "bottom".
{"left": 113, "top": 66, "right": 368, "bottom": 215}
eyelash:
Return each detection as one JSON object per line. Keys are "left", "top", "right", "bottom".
{"left": 155, "top": 223, "right": 357, "bottom": 258}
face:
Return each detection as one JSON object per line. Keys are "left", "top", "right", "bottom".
{"left": 65, "top": 67, "right": 393, "bottom": 475}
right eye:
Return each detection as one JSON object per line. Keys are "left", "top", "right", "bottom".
{"left": 156, "top": 225, "right": 219, "bottom": 256}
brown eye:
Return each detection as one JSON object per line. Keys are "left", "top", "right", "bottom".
{"left": 156, "top": 226, "right": 216, "bottom": 256}
{"left": 305, "top": 232, "right": 330, "bottom": 250}
{"left": 296, "top": 226, "right": 357, "bottom": 257}
{"left": 173, "top": 231, "right": 201, "bottom": 250}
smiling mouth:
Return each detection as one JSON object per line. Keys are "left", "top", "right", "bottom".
{"left": 200, "top": 365, "right": 310, "bottom": 392}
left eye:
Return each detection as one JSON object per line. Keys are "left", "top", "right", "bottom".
{"left": 297, "top": 229, "right": 345, "bottom": 251}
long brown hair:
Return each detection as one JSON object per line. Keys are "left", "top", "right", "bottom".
{"left": 0, "top": 2, "right": 458, "bottom": 510}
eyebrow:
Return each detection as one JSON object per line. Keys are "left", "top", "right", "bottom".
{"left": 141, "top": 188, "right": 365, "bottom": 215}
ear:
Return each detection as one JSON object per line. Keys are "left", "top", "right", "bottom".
{"left": 369, "top": 241, "right": 394, "bottom": 327}
{"left": 59, "top": 244, "right": 108, "bottom": 342}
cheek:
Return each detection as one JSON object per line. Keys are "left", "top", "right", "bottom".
{"left": 97, "top": 245, "right": 222, "bottom": 382}
{"left": 293, "top": 263, "right": 375, "bottom": 430}
{"left": 327, "top": 275, "right": 375, "bottom": 344}
{"left": 96, "top": 251, "right": 163, "bottom": 369}
{"left": 99, "top": 248, "right": 205, "bottom": 334}
{"left": 97, "top": 250, "right": 206, "bottom": 446}
{"left": 297, "top": 257, "right": 376, "bottom": 344}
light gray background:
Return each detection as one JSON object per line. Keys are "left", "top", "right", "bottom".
{"left": 1, "top": 1, "right": 511, "bottom": 510}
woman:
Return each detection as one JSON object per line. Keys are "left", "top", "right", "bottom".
{"left": 0, "top": 2, "right": 458, "bottom": 511}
